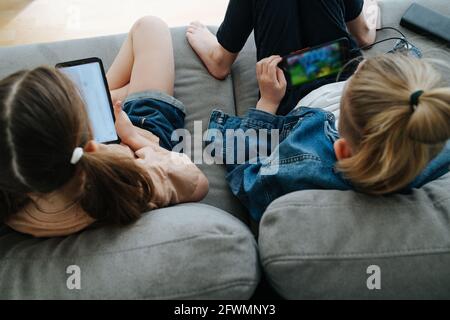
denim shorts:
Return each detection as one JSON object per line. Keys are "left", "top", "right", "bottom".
{"left": 123, "top": 91, "right": 186, "bottom": 150}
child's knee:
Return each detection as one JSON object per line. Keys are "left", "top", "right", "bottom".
{"left": 132, "top": 16, "right": 169, "bottom": 34}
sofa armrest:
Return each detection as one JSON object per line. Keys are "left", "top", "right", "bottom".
{"left": 0, "top": 204, "right": 260, "bottom": 300}
{"left": 259, "top": 173, "right": 450, "bottom": 299}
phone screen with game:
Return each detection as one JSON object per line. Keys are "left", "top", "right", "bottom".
{"left": 57, "top": 58, "right": 119, "bottom": 144}
{"left": 282, "top": 38, "right": 349, "bottom": 87}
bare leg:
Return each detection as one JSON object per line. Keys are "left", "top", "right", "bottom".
{"left": 107, "top": 35, "right": 133, "bottom": 91}
{"left": 186, "top": 21, "right": 238, "bottom": 80}
{"left": 128, "top": 16, "right": 175, "bottom": 96}
{"left": 107, "top": 16, "right": 175, "bottom": 98}
{"left": 110, "top": 84, "right": 130, "bottom": 105}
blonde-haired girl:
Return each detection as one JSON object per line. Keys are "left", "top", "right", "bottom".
{"left": 208, "top": 54, "right": 450, "bottom": 221}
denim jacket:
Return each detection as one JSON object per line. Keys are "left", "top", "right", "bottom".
{"left": 207, "top": 107, "right": 450, "bottom": 222}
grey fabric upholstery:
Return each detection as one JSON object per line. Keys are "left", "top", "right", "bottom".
{"left": 171, "top": 27, "right": 250, "bottom": 222}
{"left": 230, "top": 34, "right": 259, "bottom": 117}
{"left": 0, "top": 204, "right": 260, "bottom": 299}
{"left": 259, "top": 173, "right": 450, "bottom": 299}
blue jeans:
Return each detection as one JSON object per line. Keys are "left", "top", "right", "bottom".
{"left": 123, "top": 91, "right": 185, "bottom": 151}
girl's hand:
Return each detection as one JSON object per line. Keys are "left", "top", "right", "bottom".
{"left": 114, "top": 101, "right": 139, "bottom": 143}
{"left": 256, "top": 55, "right": 287, "bottom": 114}
{"left": 113, "top": 101, "right": 158, "bottom": 151}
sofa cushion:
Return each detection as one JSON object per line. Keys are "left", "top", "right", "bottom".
{"left": 259, "top": 173, "right": 450, "bottom": 299}
{"left": 369, "top": 0, "right": 450, "bottom": 84}
{"left": 230, "top": 33, "right": 259, "bottom": 117}
{"left": 374, "top": 0, "right": 450, "bottom": 55}
{"left": 0, "top": 27, "right": 249, "bottom": 223}
{"left": 171, "top": 27, "right": 250, "bottom": 222}
{"left": 0, "top": 204, "right": 260, "bottom": 299}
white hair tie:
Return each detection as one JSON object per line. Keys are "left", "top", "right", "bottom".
{"left": 70, "top": 147, "right": 84, "bottom": 165}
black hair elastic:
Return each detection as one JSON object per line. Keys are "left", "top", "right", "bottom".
{"left": 410, "top": 90, "right": 424, "bottom": 112}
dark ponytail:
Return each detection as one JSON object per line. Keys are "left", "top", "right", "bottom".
{"left": 0, "top": 66, "right": 154, "bottom": 227}
{"left": 79, "top": 149, "right": 153, "bottom": 225}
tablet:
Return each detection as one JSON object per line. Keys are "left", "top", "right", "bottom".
{"left": 56, "top": 58, "right": 119, "bottom": 144}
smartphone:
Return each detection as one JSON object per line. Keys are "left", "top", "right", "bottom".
{"left": 56, "top": 58, "right": 120, "bottom": 144}
{"left": 279, "top": 38, "right": 350, "bottom": 87}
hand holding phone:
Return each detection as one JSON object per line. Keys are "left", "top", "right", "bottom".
{"left": 256, "top": 56, "right": 287, "bottom": 114}
{"left": 112, "top": 101, "right": 159, "bottom": 151}
{"left": 113, "top": 101, "right": 138, "bottom": 143}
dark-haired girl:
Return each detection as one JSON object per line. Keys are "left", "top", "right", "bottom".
{"left": 0, "top": 16, "right": 209, "bottom": 237}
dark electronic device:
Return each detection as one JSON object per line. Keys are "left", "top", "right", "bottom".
{"left": 400, "top": 3, "right": 450, "bottom": 44}
{"left": 56, "top": 58, "right": 120, "bottom": 144}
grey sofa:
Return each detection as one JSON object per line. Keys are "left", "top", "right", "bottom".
{"left": 0, "top": 0, "right": 449, "bottom": 299}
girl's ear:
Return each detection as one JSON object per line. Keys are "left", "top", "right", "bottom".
{"left": 84, "top": 140, "right": 99, "bottom": 153}
{"left": 355, "top": 59, "right": 366, "bottom": 74}
{"left": 334, "top": 138, "right": 353, "bottom": 160}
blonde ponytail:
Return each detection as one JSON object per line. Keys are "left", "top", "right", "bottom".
{"left": 407, "top": 88, "right": 450, "bottom": 144}
{"left": 338, "top": 54, "right": 450, "bottom": 195}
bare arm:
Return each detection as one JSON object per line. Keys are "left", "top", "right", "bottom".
{"left": 135, "top": 147, "right": 210, "bottom": 205}
{"left": 189, "top": 172, "right": 209, "bottom": 202}
{"left": 346, "top": 0, "right": 379, "bottom": 48}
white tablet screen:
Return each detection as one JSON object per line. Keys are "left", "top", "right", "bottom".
{"left": 60, "top": 62, "right": 118, "bottom": 143}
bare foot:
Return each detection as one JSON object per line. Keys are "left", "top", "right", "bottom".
{"left": 186, "top": 21, "right": 236, "bottom": 80}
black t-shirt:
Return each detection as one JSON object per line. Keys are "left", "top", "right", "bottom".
{"left": 343, "top": 0, "right": 365, "bottom": 22}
